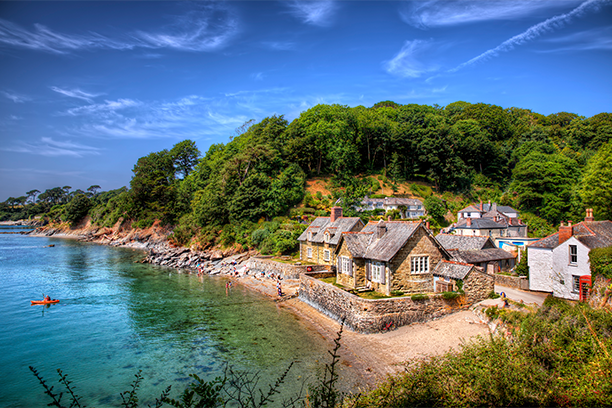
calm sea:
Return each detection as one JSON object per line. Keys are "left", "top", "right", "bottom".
{"left": 0, "top": 225, "right": 333, "bottom": 407}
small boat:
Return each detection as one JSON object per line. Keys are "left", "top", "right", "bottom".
{"left": 31, "top": 299, "right": 60, "bottom": 305}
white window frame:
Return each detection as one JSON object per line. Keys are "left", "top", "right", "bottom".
{"left": 323, "top": 249, "right": 330, "bottom": 262}
{"left": 411, "top": 256, "right": 430, "bottom": 274}
{"left": 572, "top": 275, "right": 580, "bottom": 293}
{"left": 307, "top": 247, "right": 312, "bottom": 258}
{"left": 371, "top": 261, "right": 385, "bottom": 283}
{"left": 341, "top": 256, "right": 351, "bottom": 274}
{"left": 569, "top": 245, "right": 577, "bottom": 265}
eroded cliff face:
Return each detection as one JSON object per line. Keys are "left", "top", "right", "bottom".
{"left": 28, "top": 216, "right": 252, "bottom": 273}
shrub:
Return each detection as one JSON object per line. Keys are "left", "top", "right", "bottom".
{"left": 411, "top": 293, "right": 429, "bottom": 301}
{"left": 488, "top": 290, "right": 501, "bottom": 299}
{"left": 390, "top": 290, "right": 404, "bottom": 297}
{"left": 589, "top": 246, "right": 612, "bottom": 280}
{"left": 442, "top": 291, "right": 460, "bottom": 300}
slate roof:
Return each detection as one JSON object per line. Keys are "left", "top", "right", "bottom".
{"left": 453, "top": 248, "right": 516, "bottom": 264}
{"left": 457, "top": 205, "right": 481, "bottom": 213}
{"left": 432, "top": 260, "right": 475, "bottom": 280}
{"left": 530, "top": 221, "right": 612, "bottom": 250}
{"left": 337, "top": 221, "right": 451, "bottom": 263}
{"left": 360, "top": 197, "right": 423, "bottom": 207}
{"left": 435, "top": 234, "right": 494, "bottom": 251}
{"left": 297, "top": 216, "right": 363, "bottom": 245}
{"left": 454, "top": 218, "right": 506, "bottom": 229}
{"left": 458, "top": 203, "right": 518, "bottom": 215}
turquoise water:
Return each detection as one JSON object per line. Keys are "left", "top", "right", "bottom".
{"left": 0, "top": 226, "right": 332, "bottom": 407}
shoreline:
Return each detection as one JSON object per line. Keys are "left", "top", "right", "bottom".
{"left": 25, "top": 224, "right": 495, "bottom": 389}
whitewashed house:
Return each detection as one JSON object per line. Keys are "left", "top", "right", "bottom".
{"left": 528, "top": 209, "right": 612, "bottom": 300}
{"left": 357, "top": 197, "right": 425, "bottom": 219}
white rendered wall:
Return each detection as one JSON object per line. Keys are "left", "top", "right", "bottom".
{"left": 528, "top": 247, "right": 553, "bottom": 292}
{"left": 551, "top": 237, "right": 591, "bottom": 300}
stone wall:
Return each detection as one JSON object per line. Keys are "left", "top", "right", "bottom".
{"left": 464, "top": 269, "right": 495, "bottom": 303}
{"left": 299, "top": 272, "right": 468, "bottom": 333}
{"left": 494, "top": 274, "right": 529, "bottom": 290}
{"left": 248, "top": 257, "right": 329, "bottom": 279}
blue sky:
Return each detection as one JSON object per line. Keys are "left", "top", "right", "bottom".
{"left": 1, "top": 0, "right": 611, "bottom": 201}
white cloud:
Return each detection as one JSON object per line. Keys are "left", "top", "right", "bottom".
{"left": 0, "top": 3, "right": 238, "bottom": 54}
{"left": 401, "top": 0, "right": 582, "bottom": 28}
{"left": 384, "top": 39, "right": 439, "bottom": 78}
{"left": 65, "top": 99, "right": 141, "bottom": 116}
{"left": 449, "top": 0, "right": 605, "bottom": 72}
{"left": 251, "top": 72, "right": 265, "bottom": 81}
{"left": 51, "top": 87, "right": 101, "bottom": 103}
{"left": 1, "top": 90, "right": 31, "bottom": 103}
{"left": 0, "top": 137, "right": 102, "bottom": 157}
{"left": 261, "top": 41, "right": 295, "bottom": 51}
{"left": 539, "top": 26, "right": 612, "bottom": 51}
{"left": 285, "top": 1, "right": 338, "bottom": 27}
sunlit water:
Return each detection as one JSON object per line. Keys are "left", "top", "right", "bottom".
{"left": 0, "top": 226, "right": 333, "bottom": 407}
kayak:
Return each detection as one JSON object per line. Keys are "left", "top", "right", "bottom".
{"left": 31, "top": 299, "right": 60, "bottom": 305}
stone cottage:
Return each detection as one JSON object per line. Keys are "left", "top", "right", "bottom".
{"left": 297, "top": 206, "right": 364, "bottom": 266}
{"left": 436, "top": 233, "right": 517, "bottom": 273}
{"left": 334, "top": 220, "right": 493, "bottom": 298}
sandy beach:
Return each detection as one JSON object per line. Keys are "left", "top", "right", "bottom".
{"left": 228, "top": 273, "right": 493, "bottom": 390}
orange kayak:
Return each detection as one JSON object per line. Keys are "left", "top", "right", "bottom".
{"left": 31, "top": 299, "right": 60, "bottom": 305}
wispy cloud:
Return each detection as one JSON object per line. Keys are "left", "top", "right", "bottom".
{"left": 539, "top": 26, "right": 612, "bottom": 52}
{"left": 0, "top": 3, "right": 238, "bottom": 54}
{"left": 51, "top": 87, "right": 101, "bottom": 103}
{"left": 261, "top": 41, "right": 295, "bottom": 51}
{"left": 0, "top": 137, "right": 102, "bottom": 157}
{"left": 384, "top": 39, "right": 439, "bottom": 78}
{"left": 251, "top": 72, "right": 265, "bottom": 81}
{"left": 449, "top": 0, "right": 605, "bottom": 72}
{"left": 1, "top": 90, "right": 31, "bottom": 103}
{"left": 401, "top": 0, "right": 581, "bottom": 29}
{"left": 285, "top": 1, "right": 338, "bottom": 27}
{"left": 65, "top": 99, "right": 141, "bottom": 116}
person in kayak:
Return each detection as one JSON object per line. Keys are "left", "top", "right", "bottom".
{"left": 44, "top": 295, "right": 51, "bottom": 302}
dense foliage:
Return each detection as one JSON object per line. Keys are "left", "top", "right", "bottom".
{"left": 3, "top": 101, "right": 611, "bottom": 249}
{"left": 589, "top": 246, "right": 612, "bottom": 280}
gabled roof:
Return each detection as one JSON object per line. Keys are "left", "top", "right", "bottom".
{"left": 530, "top": 221, "right": 612, "bottom": 250}
{"left": 338, "top": 221, "right": 451, "bottom": 263}
{"left": 453, "top": 248, "right": 516, "bottom": 264}
{"left": 297, "top": 216, "right": 363, "bottom": 245}
{"left": 432, "top": 260, "right": 475, "bottom": 280}
{"left": 435, "top": 234, "right": 495, "bottom": 251}
{"left": 482, "top": 203, "right": 518, "bottom": 214}
{"left": 455, "top": 218, "right": 505, "bottom": 229}
{"left": 458, "top": 205, "right": 481, "bottom": 213}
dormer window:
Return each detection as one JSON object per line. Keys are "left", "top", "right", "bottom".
{"left": 307, "top": 231, "right": 313, "bottom": 241}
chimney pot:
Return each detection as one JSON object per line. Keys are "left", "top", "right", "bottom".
{"left": 467, "top": 217, "right": 472, "bottom": 227}
{"left": 426, "top": 221, "right": 430, "bottom": 229}
{"left": 377, "top": 220, "right": 386, "bottom": 239}
{"left": 585, "top": 208, "right": 594, "bottom": 222}
{"left": 479, "top": 201, "right": 483, "bottom": 212}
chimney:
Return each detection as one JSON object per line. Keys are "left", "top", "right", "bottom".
{"left": 426, "top": 221, "right": 430, "bottom": 229}
{"left": 467, "top": 217, "right": 472, "bottom": 227}
{"left": 330, "top": 206, "right": 343, "bottom": 223}
{"left": 558, "top": 221, "right": 573, "bottom": 245}
{"left": 377, "top": 220, "right": 386, "bottom": 239}
{"left": 492, "top": 202, "right": 497, "bottom": 212}
{"left": 585, "top": 208, "right": 594, "bottom": 222}
{"left": 479, "top": 201, "right": 483, "bottom": 212}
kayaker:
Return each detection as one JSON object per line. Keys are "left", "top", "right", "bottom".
{"left": 44, "top": 295, "right": 51, "bottom": 302}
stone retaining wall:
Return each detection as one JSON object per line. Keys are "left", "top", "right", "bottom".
{"left": 248, "top": 257, "right": 329, "bottom": 279}
{"left": 494, "top": 274, "right": 529, "bottom": 290}
{"left": 299, "top": 273, "right": 467, "bottom": 333}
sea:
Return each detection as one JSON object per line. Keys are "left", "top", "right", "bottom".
{"left": 0, "top": 225, "right": 334, "bottom": 407}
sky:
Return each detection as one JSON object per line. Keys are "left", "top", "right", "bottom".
{"left": 1, "top": 0, "right": 611, "bottom": 201}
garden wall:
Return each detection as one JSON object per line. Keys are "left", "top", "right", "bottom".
{"left": 494, "top": 274, "right": 529, "bottom": 290}
{"left": 299, "top": 273, "right": 468, "bottom": 333}
{"left": 247, "top": 257, "right": 329, "bottom": 280}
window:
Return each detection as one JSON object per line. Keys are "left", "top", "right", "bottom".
{"left": 307, "top": 247, "right": 312, "bottom": 258}
{"left": 341, "top": 256, "right": 351, "bottom": 274}
{"left": 371, "top": 261, "right": 385, "bottom": 283}
{"left": 569, "top": 245, "right": 577, "bottom": 264}
{"left": 323, "top": 249, "right": 330, "bottom": 262}
{"left": 466, "top": 212, "right": 471, "bottom": 217}
{"left": 572, "top": 276, "right": 580, "bottom": 293}
{"left": 307, "top": 231, "right": 312, "bottom": 241}
{"left": 411, "top": 256, "right": 429, "bottom": 274}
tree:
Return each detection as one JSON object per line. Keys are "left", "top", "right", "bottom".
{"left": 87, "top": 185, "right": 101, "bottom": 197}
{"left": 170, "top": 140, "right": 201, "bottom": 179}
{"left": 63, "top": 193, "right": 92, "bottom": 226}
{"left": 26, "top": 189, "right": 40, "bottom": 204}
{"left": 580, "top": 141, "right": 612, "bottom": 220}
{"left": 130, "top": 150, "right": 176, "bottom": 220}
{"left": 424, "top": 195, "right": 445, "bottom": 220}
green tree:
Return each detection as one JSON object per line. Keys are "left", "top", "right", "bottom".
{"left": 170, "top": 139, "right": 201, "bottom": 179}
{"left": 63, "top": 193, "right": 92, "bottom": 226}
{"left": 424, "top": 195, "right": 445, "bottom": 220}
{"left": 130, "top": 150, "right": 176, "bottom": 221}
{"left": 580, "top": 141, "right": 612, "bottom": 220}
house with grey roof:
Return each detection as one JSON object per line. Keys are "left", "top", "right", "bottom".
{"left": 334, "top": 220, "right": 493, "bottom": 299}
{"left": 436, "top": 234, "right": 516, "bottom": 273}
{"left": 452, "top": 202, "right": 527, "bottom": 238}
{"left": 297, "top": 207, "right": 364, "bottom": 266}
{"left": 528, "top": 209, "right": 612, "bottom": 300}
{"left": 357, "top": 197, "right": 425, "bottom": 219}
